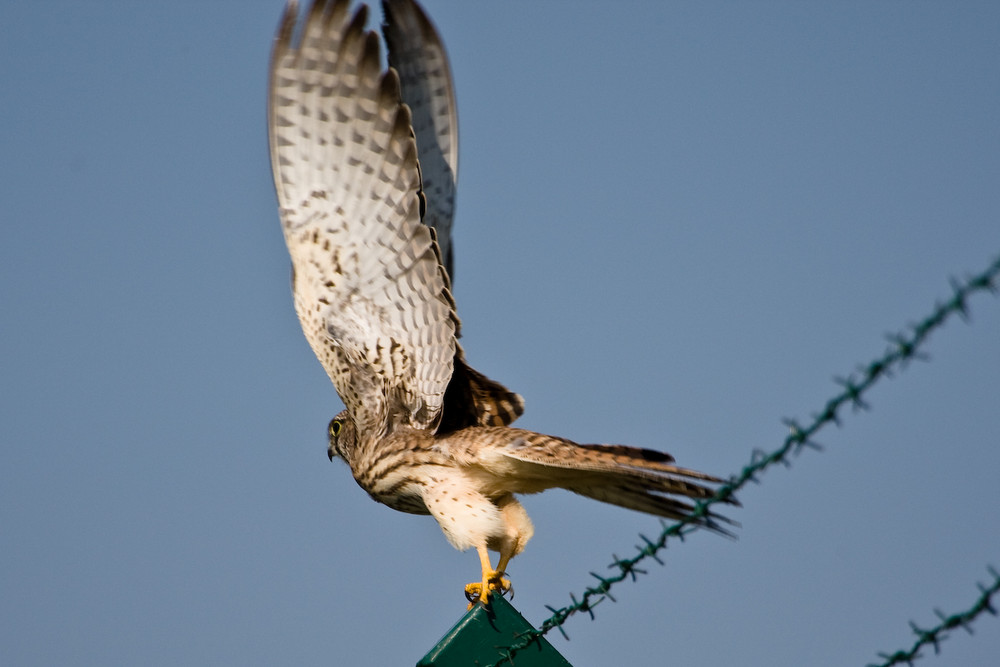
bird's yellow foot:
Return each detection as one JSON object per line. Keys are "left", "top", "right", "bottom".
{"left": 465, "top": 545, "right": 513, "bottom": 608}
{"left": 464, "top": 569, "right": 511, "bottom": 609}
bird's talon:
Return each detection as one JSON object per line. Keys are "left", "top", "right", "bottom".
{"left": 464, "top": 582, "right": 483, "bottom": 603}
{"left": 491, "top": 574, "right": 511, "bottom": 595}
{"left": 464, "top": 569, "right": 512, "bottom": 608}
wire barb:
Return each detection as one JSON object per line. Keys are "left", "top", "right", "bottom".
{"left": 485, "top": 254, "right": 1000, "bottom": 667}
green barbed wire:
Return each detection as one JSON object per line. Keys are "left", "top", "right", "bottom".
{"left": 869, "top": 566, "right": 1000, "bottom": 667}
{"left": 488, "top": 254, "right": 1000, "bottom": 667}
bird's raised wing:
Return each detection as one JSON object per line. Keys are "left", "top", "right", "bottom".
{"left": 382, "top": 0, "right": 459, "bottom": 277}
{"left": 268, "top": 0, "right": 458, "bottom": 436}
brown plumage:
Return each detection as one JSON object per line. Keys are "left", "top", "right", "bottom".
{"left": 270, "top": 0, "right": 735, "bottom": 606}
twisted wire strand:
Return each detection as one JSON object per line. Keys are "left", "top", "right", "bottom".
{"left": 869, "top": 566, "right": 1000, "bottom": 667}
{"left": 488, "top": 254, "right": 1000, "bottom": 667}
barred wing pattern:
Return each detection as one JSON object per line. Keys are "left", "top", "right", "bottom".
{"left": 268, "top": 0, "right": 458, "bottom": 436}
{"left": 382, "top": 0, "right": 459, "bottom": 277}
{"left": 271, "top": 0, "right": 734, "bottom": 607}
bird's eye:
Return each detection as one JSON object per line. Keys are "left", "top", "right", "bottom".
{"left": 329, "top": 419, "right": 343, "bottom": 438}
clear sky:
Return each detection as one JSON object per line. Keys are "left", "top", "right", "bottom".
{"left": 2, "top": 1, "right": 999, "bottom": 665}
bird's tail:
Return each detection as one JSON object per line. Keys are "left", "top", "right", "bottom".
{"left": 567, "top": 444, "right": 738, "bottom": 535}
{"left": 502, "top": 437, "right": 739, "bottom": 535}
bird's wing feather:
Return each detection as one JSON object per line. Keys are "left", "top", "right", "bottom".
{"left": 269, "top": 0, "right": 458, "bottom": 435}
{"left": 382, "top": 0, "right": 459, "bottom": 277}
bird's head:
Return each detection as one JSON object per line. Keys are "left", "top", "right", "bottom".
{"left": 327, "top": 410, "right": 357, "bottom": 462}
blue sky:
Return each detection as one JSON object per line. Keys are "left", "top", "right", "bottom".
{"left": 2, "top": 1, "right": 999, "bottom": 665}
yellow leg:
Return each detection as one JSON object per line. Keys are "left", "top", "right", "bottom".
{"left": 496, "top": 544, "right": 516, "bottom": 576}
{"left": 492, "top": 540, "right": 519, "bottom": 601}
{"left": 463, "top": 546, "right": 511, "bottom": 608}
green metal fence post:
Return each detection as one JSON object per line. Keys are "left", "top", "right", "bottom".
{"left": 417, "top": 595, "right": 572, "bottom": 666}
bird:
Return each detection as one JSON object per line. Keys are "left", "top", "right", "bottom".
{"left": 267, "top": 0, "right": 736, "bottom": 607}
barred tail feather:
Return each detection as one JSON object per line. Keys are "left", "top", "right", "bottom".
{"left": 570, "top": 481, "right": 738, "bottom": 537}
{"left": 494, "top": 431, "right": 738, "bottom": 533}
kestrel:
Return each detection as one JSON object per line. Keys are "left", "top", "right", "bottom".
{"left": 268, "top": 0, "right": 736, "bottom": 606}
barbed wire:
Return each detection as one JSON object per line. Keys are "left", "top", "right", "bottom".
{"left": 869, "top": 566, "right": 1000, "bottom": 667}
{"left": 488, "top": 253, "right": 1000, "bottom": 667}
